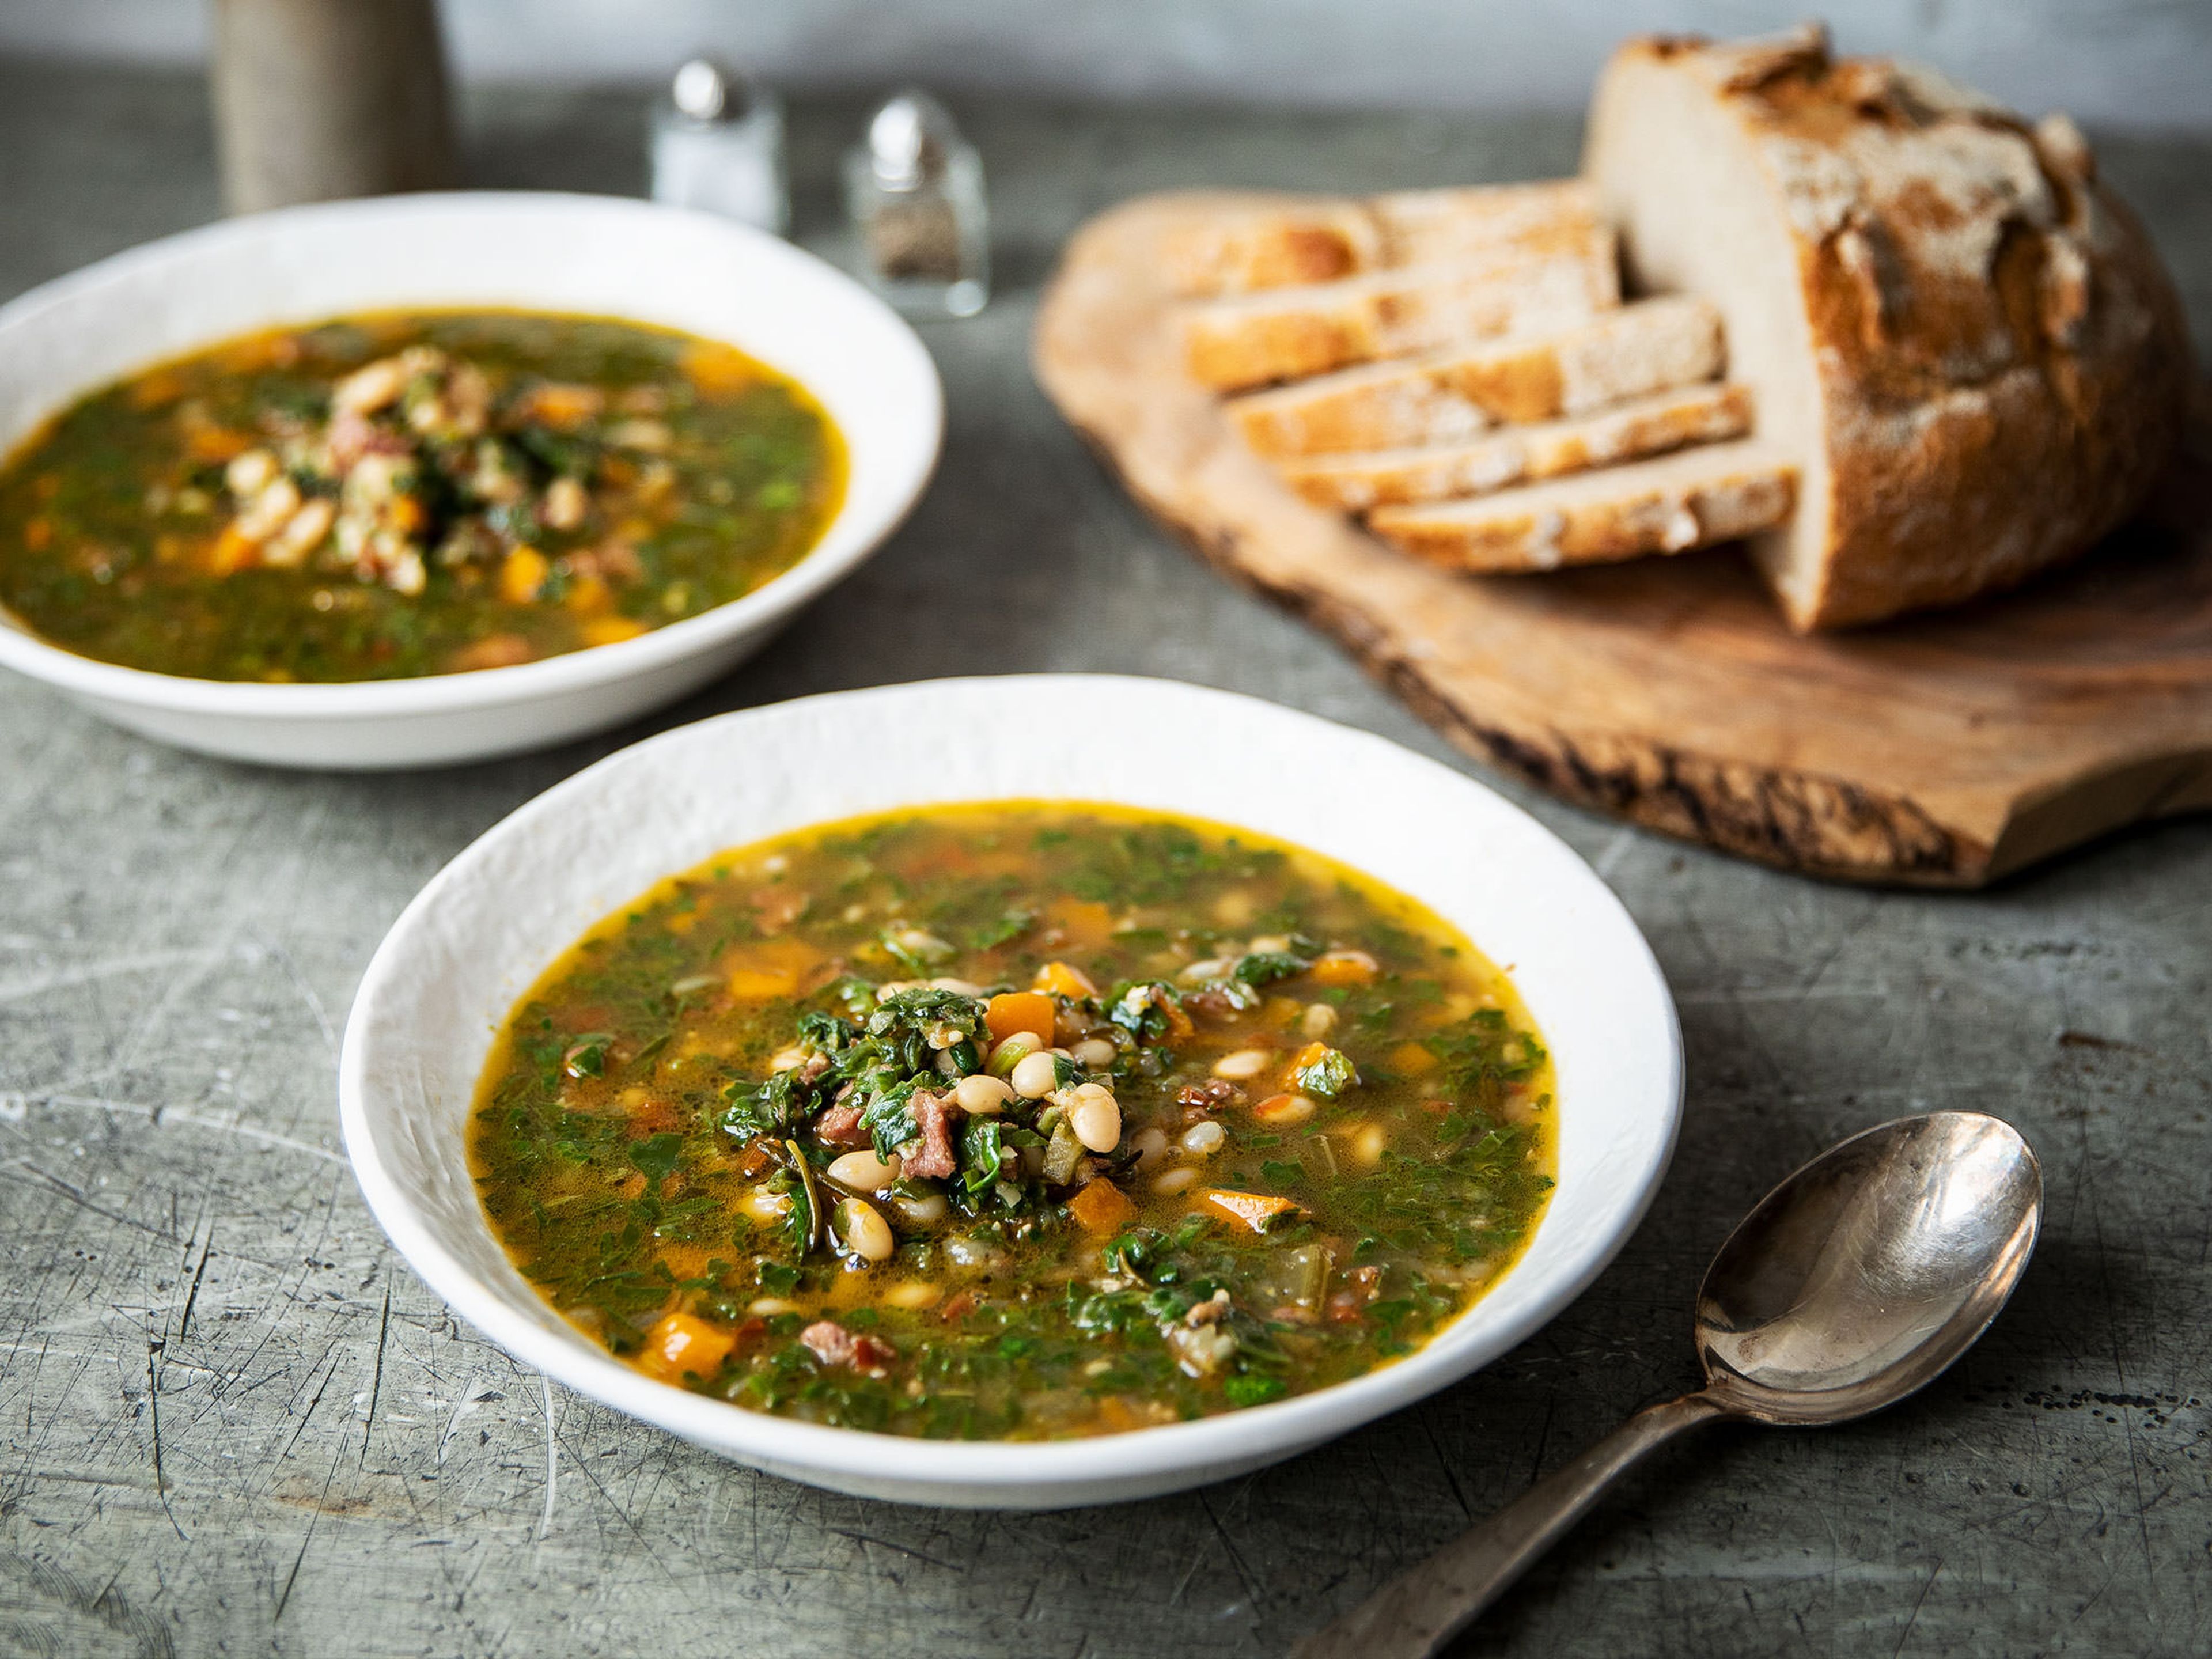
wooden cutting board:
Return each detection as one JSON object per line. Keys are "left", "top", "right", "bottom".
{"left": 1033, "top": 191, "right": 2212, "bottom": 888}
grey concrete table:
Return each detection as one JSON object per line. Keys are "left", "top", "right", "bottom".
{"left": 3, "top": 62, "right": 2209, "bottom": 1659}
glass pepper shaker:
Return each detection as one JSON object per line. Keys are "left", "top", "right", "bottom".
{"left": 843, "top": 90, "right": 989, "bottom": 319}
{"left": 650, "top": 58, "right": 789, "bottom": 236}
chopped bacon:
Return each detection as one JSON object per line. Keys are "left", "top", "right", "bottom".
{"left": 938, "top": 1290, "right": 980, "bottom": 1323}
{"left": 904, "top": 1090, "right": 959, "bottom": 1180}
{"left": 1177, "top": 1079, "right": 1243, "bottom": 1121}
{"left": 814, "top": 1105, "right": 870, "bottom": 1147}
{"left": 1326, "top": 1265, "right": 1385, "bottom": 1325}
{"left": 734, "top": 1141, "right": 778, "bottom": 1180}
{"left": 800, "top": 1320, "right": 896, "bottom": 1375}
{"left": 1184, "top": 988, "right": 1244, "bottom": 1022}
{"left": 749, "top": 885, "right": 808, "bottom": 933}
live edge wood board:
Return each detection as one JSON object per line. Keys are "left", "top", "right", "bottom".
{"left": 1034, "top": 192, "right": 2212, "bottom": 888}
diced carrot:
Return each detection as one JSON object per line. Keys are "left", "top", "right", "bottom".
{"left": 1308, "top": 950, "right": 1380, "bottom": 987}
{"left": 1199, "top": 1188, "right": 1303, "bottom": 1233}
{"left": 184, "top": 425, "right": 252, "bottom": 463}
{"left": 641, "top": 1312, "right": 735, "bottom": 1381}
{"left": 499, "top": 546, "right": 548, "bottom": 604}
{"left": 725, "top": 935, "right": 821, "bottom": 1000}
{"left": 1094, "top": 1395, "right": 1150, "bottom": 1434}
{"left": 1046, "top": 898, "right": 1114, "bottom": 950}
{"left": 206, "top": 522, "right": 259, "bottom": 575}
{"left": 681, "top": 341, "right": 759, "bottom": 398}
{"left": 985, "top": 991, "right": 1056, "bottom": 1046}
{"left": 525, "top": 384, "right": 604, "bottom": 429}
{"left": 127, "top": 369, "right": 184, "bottom": 410}
{"left": 1391, "top": 1041, "right": 1440, "bottom": 1076}
{"left": 726, "top": 966, "right": 799, "bottom": 1001}
{"left": 581, "top": 615, "right": 648, "bottom": 647}
{"left": 1033, "top": 960, "right": 1097, "bottom": 999}
{"left": 1290, "top": 1041, "right": 1331, "bottom": 1074}
{"left": 1067, "top": 1179, "right": 1134, "bottom": 1235}
{"left": 388, "top": 494, "right": 427, "bottom": 536}
{"left": 563, "top": 573, "right": 611, "bottom": 615}
{"left": 22, "top": 517, "right": 50, "bottom": 552}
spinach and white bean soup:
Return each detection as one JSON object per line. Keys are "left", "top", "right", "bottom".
{"left": 0, "top": 310, "right": 843, "bottom": 681}
{"left": 471, "top": 803, "right": 1556, "bottom": 1440}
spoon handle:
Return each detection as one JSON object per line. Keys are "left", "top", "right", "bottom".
{"left": 1289, "top": 1391, "right": 1730, "bottom": 1659}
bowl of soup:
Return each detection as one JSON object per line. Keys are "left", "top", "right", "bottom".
{"left": 340, "top": 676, "right": 1681, "bottom": 1507}
{"left": 0, "top": 192, "right": 941, "bottom": 767}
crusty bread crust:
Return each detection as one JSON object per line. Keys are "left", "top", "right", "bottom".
{"left": 1278, "top": 382, "right": 1752, "bottom": 510}
{"left": 1586, "top": 26, "right": 2192, "bottom": 630}
{"left": 1368, "top": 439, "right": 1797, "bottom": 573}
{"left": 1168, "top": 180, "right": 1599, "bottom": 297}
{"left": 1227, "top": 296, "right": 1721, "bottom": 457}
{"left": 1183, "top": 233, "right": 1619, "bottom": 391}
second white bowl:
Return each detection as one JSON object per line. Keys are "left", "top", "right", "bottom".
{"left": 0, "top": 192, "right": 942, "bottom": 768}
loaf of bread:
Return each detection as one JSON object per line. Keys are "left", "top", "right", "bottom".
{"left": 1585, "top": 24, "right": 2190, "bottom": 628}
{"left": 1183, "top": 234, "right": 1619, "bottom": 391}
{"left": 1169, "top": 180, "right": 1601, "bottom": 296}
{"left": 1227, "top": 296, "right": 1722, "bottom": 457}
{"left": 1277, "top": 382, "right": 1752, "bottom": 510}
{"left": 1368, "top": 440, "right": 1797, "bottom": 573}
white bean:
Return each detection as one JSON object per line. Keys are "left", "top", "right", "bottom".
{"left": 1178, "top": 957, "right": 1232, "bottom": 985}
{"left": 1067, "top": 1084, "right": 1122, "bottom": 1152}
{"left": 225, "top": 448, "right": 279, "bottom": 498}
{"left": 836, "top": 1198, "right": 896, "bottom": 1263}
{"left": 930, "top": 977, "right": 987, "bottom": 995}
{"left": 825, "top": 1149, "right": 902, "bottom": 1192}
{"left": 1180, "top": 1120, "right": 1226, "bottom": 1157}
{"left": 883, "top": 1281, "right": 941, "bottom": 1310}
{"left": 1073, "top": 1037, "right": 1119, "bottom": 1070}
{"left": 1129, "top": 1126, "right": 1170, "bottom": 1170}
{"left": 887, "top": 1190, "right": 949, "bottom": 1227}
{"left": 1301, "top": 1002, "right": 1339, "bottom": 1039}
{"left": 1150, "top": 1166, "right": 1200, "bottom": 1196}
{"left": 1212, "top": 1047, "right": 1272, "bottom": 1080}
{"left": 1247, "top": 934, "right": 1293, "bottom": 956}
{"left": 989, "top": 1031, "right": 1043, "bottom": 1076}
{"left": 1011, "top": 1050, "right": 1061, "bottom": 1100}
{"left": 769, "top": 1044, "right": 809, "bottom": 1073}
{"left": 953, "top": 1073, "right": 1014, "bottom": 1114}
{"left": 1256, "top": 1093, "right": 1317, "bottom": 1126}
{"left": 737, "top": 1185, "right": 791, "bottom": 1226}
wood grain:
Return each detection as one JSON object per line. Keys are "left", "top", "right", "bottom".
{"left": 1034, "top": 192, "right": 2212, "bottom": 887}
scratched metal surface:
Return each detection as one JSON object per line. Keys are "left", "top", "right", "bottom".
{"left": 2, "top": 62, "right": 2209, "bottom": 1659}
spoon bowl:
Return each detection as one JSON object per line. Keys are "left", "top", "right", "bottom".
{"left": 1696, "top": 1112, "right": 2041, "bottom": 1423}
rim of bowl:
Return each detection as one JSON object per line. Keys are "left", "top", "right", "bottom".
{"left": 0, "top": 191, "right": 943, "bottom": 719}
{"left": 338, "top": 675, "right": 1684, "bottom": 1495}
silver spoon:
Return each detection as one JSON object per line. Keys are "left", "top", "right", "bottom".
{"left": 1291, "top": 1111, "right": 2042, "bottom": 1659}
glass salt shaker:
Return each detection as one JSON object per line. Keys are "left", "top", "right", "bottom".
{"left": 650, "top": 58, "right": 789, "bottom": 236}
{"left": 843, "top": 90, "right": 989, "bottom": 319}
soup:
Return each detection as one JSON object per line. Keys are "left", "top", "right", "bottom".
{"left": 0, "top": 310, "right": 844, "bottom": 682}
{"left": 470, "top": 804, "right": 1555, "bottom": 1440}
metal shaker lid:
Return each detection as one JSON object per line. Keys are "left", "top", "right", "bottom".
{"left": 867, "top": 90, "right": 959, "bottom": 190}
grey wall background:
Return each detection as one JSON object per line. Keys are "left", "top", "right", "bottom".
{"left": 2, "top": 0, "right": 2209, "bottom": 131}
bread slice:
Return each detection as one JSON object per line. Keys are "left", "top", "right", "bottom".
{"left": 1168, "top": 198, "right": 1381, "bottom": 296}
{"left": 1183, "top": 236, "right": 1619, "bottom": 392}
{"left": 1278, "top": 382, "right": 1752, "bottom": 511}
{"left": 1170, "top": 180, "right": 1599, "bottom": 297}
{"left": 1226, "top": 296, "right": 1722, "bottom": 458}
{"left": 1367, "top": 439, "right": 1796, "bottom": 573}
{"left": 1585, "top": 26, "right": 2188, "bottom": 628}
